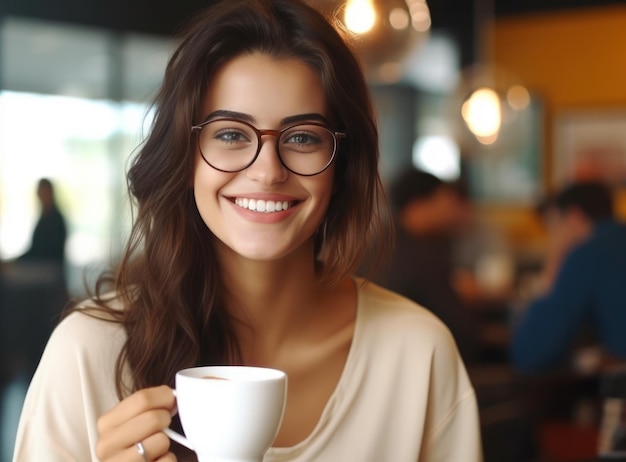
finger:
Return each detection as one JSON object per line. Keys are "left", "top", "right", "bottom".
{"left": 154, "top": 453, "right": 177, "bottom": 462}
{"left": 123, "top": 431, "right": 171, "bottom": 462}
{"left": 100, "top": 443, "right": 149, "bottom": 462}
{"left": 96, "top": 409, "right": 172, "bottom": 460}
{"left": 98, "top": 386, "right": 175, "bottom": 433}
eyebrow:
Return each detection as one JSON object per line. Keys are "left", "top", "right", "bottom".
{"left": 201, "top": 110, "right": 331, "bottom": 126}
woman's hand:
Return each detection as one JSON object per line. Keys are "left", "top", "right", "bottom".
{"left": 96, "top": 385, "right": 177, "bottom": 461}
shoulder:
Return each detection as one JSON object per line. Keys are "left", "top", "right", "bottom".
{"left": 594, "top": 221, "right": 626, "bottom": 250}
{"left": 355, "top": 279, "right": 461, "bottom": 365}
{"left": 44, "top": 294, "right": 127, "bottom": 365}
{"left": 555, "top": 223, "right": 626, "bottom": 280}
{"left": 352, "top": 280, "right": 479, "bottom": 445}
{"left": 14, "top": 296, "right": 128, "bottom": 460}
{"left": 24, "top": 293, "right": 128, "bottom": 406}
{"left": 356, "top": 279, "right": 455, "bottom": 340}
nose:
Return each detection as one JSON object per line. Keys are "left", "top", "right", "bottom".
{"left": 245, "top": 136, "right": 289, "bottom": 184}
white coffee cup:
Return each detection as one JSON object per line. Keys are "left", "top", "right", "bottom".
{"left": 163, "top": 365, "right": 287, "bottom": 462}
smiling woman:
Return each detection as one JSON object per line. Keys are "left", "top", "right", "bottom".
{"left": 192, "top": 53, "right": 337, "bottom": 263}
{"left": 11, "top": 1, "right": 483, "bottom": 461}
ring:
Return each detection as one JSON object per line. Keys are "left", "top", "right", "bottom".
{"left": 136, "top": 441, "right": 148, "bottom": 462}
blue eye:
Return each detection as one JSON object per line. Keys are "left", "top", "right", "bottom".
{"left": 285, "top": 132, "right": 320, "bottom": 146}
{"left": 280, "top": 126, "right": 332, "bottom": 154}
{"left": 213, "top": 129, "right": 249, "bottom": 144}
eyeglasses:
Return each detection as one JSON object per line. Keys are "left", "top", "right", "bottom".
{"left": 191, "top": 117, "right": 346, "bottom": 176}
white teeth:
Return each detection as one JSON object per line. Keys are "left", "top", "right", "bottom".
{"left": 234, "top": 198, "right": 290, "bottom": 213}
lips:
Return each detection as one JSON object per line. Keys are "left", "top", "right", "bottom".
{"left": 233, "top": 197, "right": 292, "bottom": 213}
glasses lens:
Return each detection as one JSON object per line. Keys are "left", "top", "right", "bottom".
{"left": 279, "top": 124, "right": 336, "bottom": 175}
{"left": 196, "top": 119, "right": 338, "bottom": 175}
{"left": 198, "top": 120, "right": 258, "bottom": 172}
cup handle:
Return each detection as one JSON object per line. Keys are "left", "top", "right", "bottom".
{"left": 163, "top": 389, "right": 194, "bottom": 451}
{"left": 163, "top": 428, "right": 194, "bottom": 451}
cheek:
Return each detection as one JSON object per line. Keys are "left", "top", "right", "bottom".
{"left": 193, "top": 159, "right": 208, "bottom": 200}
{"left": 193, "top": 159, "right": 223, "bottom": 219}
{"left": 192, "top": 151, "right": 204, "bottom": 188}
{"left": 313, "top": 170, "right": 335, "bottom": 211}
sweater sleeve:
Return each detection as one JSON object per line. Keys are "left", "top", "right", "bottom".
{"left": 422, "top": 389, "right": 483, "bottom": 462}
{"left": 12, "top": 312, "right": 124, "bottom": 462}
{"left": 420, "top": 324, "right": 483, "bottom": 462}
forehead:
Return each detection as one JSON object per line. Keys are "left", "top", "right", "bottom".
{"left": 201, "top": 53, "right": 329, "bottom": 124}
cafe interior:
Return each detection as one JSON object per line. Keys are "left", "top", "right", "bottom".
{"left": 2, "top": 0, "right": 626, "bottom": 460}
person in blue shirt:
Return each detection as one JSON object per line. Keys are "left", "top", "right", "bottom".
{"left": 512, "top": 181, "right": 626, "bottom": 372}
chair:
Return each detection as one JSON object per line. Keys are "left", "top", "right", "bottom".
{"left": 597, "top": 366, "right": 626, "bottom": 461}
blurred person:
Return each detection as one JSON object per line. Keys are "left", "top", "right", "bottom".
{"left": 12, "top": 2, "right": 483, "bottom": 461}
{"left": 18, "top": 178, "right": 67, "bottom": 266}
{"left": 451, "top": 181, "right": 515, "bottom": 306}
{"left": 511, "top": 181, "right": 626, "bottom": 372}
{"left": 12, "top": 178, "right": 69, "bottom": 356}
{"left": 2, "top": 180, "right": 69, "bottom": 455}
{"left": 374, "top": 168, "right": 482, "bottom": 365}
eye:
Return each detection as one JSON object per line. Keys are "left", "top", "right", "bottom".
{"left": 213, "top": 128, "right": 250, "bottom": 144}
{"left": 285, "top": 132, "right": 320, "bottom": 146}
{"left": 281, "top": 126, "right": 329, "bottom": 153}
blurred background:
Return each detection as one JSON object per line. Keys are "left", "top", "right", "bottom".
{"left": 2, "top": 0, "right": 626, "bottom": 461}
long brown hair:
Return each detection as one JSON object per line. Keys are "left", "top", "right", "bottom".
{"left": 86, "top": 0, "right": 390, "bottom": 399}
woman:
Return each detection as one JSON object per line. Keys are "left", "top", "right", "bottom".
{"left": 12, "top": 1, "right": 482, "bottom": 461}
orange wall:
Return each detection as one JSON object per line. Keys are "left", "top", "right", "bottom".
{"left": 492, "top": 5, "right": 626, "bottom": 107}
{"left": 490, "top": 5, "right": 626, "bottom": 184}
{"left": 478, "top": 5, "right": 626, "bottom": 248}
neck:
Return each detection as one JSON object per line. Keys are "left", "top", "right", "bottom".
{"left": 217, "top": 241, "right": 324, "bottom": 360}
{"left": 41, "top": 203, "right": 54, "bottom": 213}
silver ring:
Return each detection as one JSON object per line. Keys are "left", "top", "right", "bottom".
{"left": 136, "top": 441, "right": 148, "bottom": 462}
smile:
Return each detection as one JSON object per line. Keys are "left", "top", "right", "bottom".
{"left": 234, "top": 198, "right": 292, "bottom": 213}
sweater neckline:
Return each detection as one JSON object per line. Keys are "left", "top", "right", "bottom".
{"left": 265, "top": 277, "right": 366, "bottom": 456}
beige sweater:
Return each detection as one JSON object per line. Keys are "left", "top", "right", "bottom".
{"left": 13, "top": 281, "right": 483, "bottom": 462}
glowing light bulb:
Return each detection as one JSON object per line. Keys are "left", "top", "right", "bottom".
{"left": 461, "top": 87, "right": 502, "bottom": 145}
{"left": 305, "top": 0, "right": 429, "bottom": 83}
{"left": 344, "top": 0, "right": 377, "bottom": 34}
{"left": 389, "top": 7, "right": 409, "bottom": 30}
{"left": 507, "top": 84, "right": 530, "bottom": 110}
{"left": 409, "top": 1, "right": 431, "bottom": 32}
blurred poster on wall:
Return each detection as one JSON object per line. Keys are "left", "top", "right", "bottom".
{"left": 553, "top": 109, "right": 626, "bottom": 187}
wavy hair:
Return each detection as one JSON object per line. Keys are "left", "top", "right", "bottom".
{"left": 86, "top": 0, "right": 390, "bottom": 399}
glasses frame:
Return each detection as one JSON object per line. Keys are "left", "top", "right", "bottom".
{"left": 191, "top": 117, "right": 346, "bottom": 177}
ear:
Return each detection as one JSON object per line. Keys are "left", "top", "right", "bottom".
{"left": 566, "top": 206, "right": 593, "bottom": 236}
{"left": 567, "top": 206, "right": 590, "bottom": 225}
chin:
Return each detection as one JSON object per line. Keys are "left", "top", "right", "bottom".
{"left": 231, "top": 242, "right": 292, "bottom": 262}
